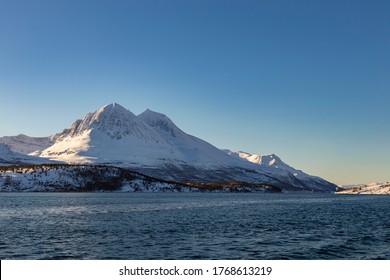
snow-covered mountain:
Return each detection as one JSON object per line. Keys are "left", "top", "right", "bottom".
{"left": 0, "top": 103, "right": 337, "bottom": 192}
{"left": 0, "top": 143, "right": 51, "bottom": 166}
{"left": 223, "top": 149, "right": 334, "bottom": 191}
{"left": 40, "top": 103, "right": 242, "bottom": 167}
{"left": 0, "top": 134, "right": 55, "bottom": 155}
{"left": 40, "top": 103, "right": 170, "bottom": 164}
{"left": 223, "top": 150, "right": 299, "bottom": 172}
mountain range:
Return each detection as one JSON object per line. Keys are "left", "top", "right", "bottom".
{"left": 0, "top": 103, "right": 336, "bottom": 192}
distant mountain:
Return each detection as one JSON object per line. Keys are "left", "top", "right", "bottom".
{"left": 0, "top": 134, "right": 55, "bottom": 155}
{"left": 0, "top": 143, "right": 52, "bottom": 166}
{"left": 0, "top": 103, "right": 337, "bottom": 192}
{"left": 336, "top": 182, "right": 390, "bottom": 195}
{"left": 223, "top": 149, "right": 335, "bottom": 192}
{"left": 223, "top": 150, "right": 301, "bottom": 174}
{"left": 337, "top": 183, "right": 367, "bottom": 190}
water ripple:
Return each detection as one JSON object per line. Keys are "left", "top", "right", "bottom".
{"left": 0, "top": 193, "right": 390, "bottom": 259}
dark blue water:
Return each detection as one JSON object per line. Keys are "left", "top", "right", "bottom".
{"left": 0, "top": 193, "right": 389, "bottom": 259}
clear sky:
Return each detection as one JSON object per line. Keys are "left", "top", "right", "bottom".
{"left": 1, "top": 0, "right": 389, "bottom": 185}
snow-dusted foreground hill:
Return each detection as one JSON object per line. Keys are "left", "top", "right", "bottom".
{"left": 336, "top": 182, "right": 390, "bottom": 195}
{"left": 0, "top": 165, "right": 193, "bottom": 192}
{"left": 0, "top": 165, "right": 276, "bottom": 192}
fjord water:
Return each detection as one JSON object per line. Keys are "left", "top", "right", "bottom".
{"left": 0, "top": 193, "right": 389, "bottom": 259}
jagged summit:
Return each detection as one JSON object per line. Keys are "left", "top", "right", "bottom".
{"left": 56, "top": 103, "right": 157, "bottom": 141}
{"left": 73, "top": 103, "right": 138, "bottom": 139}
{"left": 237, "top": 151, "right": 281, "bottom": 166}
{"left": 87, "top": 103, "right": 138, "bottom": 138}
{"left": 225, "top": 150, "right": 286, "bottom": 167}
{"left": 225, "top": 149, "right": 292, "bottom": 168}
{"left": 39, "top": 103, "right": 169, "bottom": 163}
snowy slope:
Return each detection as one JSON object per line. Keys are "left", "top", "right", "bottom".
{"left": 138, "top": 109, "right": 243, "bottom": 166}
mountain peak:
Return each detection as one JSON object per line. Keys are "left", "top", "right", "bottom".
{"left": 55, "top": 103, "right": 140, "bottom": 140}
{"left": 235, "top": 151, "right": 281, "bottom": 165}
{"left": 101, "top": 102, "right": 128, "bottom": 112}
{"left": 95, "top": 103, "right": 135, "bottom": 118}
{"left": 139, "top": 108, "right": 168, "bottom": 119}
{"left": 138, "top": 109, "right": 184, "bottom": 137}
{"left": 143, "top": 108, "right": 155, "bottom": 114}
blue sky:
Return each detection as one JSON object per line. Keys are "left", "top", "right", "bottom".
{"left": 1, "top": 0, "right": 389, "bottom": 185}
